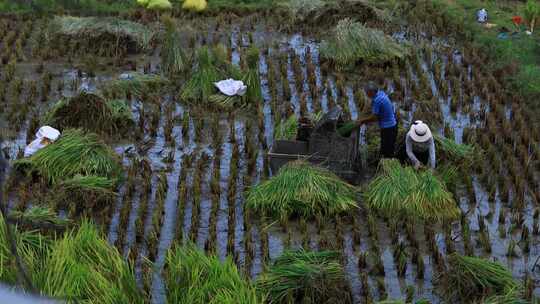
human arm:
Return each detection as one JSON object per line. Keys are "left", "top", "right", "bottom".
{"left": 405, "top": 135, "right": 421, "bottom": 168}
{"left": 428, "top": 137, "right": 436, "bottom": 169}
{"left": 356, "top": 114, "right": 378, "bottom": 126}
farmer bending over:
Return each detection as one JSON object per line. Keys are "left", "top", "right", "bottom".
{"left": 401, "top": 120, "right": 436, "bottom": 170}
{"left": 24, "top": 126, "right": 61, "bottom": 157}
{"left": 355, "top": 82, "right": 397, "bottom": 158}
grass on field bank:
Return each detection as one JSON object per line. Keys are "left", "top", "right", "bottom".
{"left": 245, "top": 160, "right": 357, "bottom": 220}
{"left": 164, "top": 244, "right": 263, "bottom": 304}
{"left": 257, "top": 249, "right": 352, "bottom": 304}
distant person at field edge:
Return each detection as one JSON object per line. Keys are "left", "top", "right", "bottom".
{"left": 355, "top": 82, "right": 397, "bottom": 159}
{"left": 399, "top": 120, "right": 436, "bottom": 170}
{"left": 477, "top": 8, "right": 488, "bottom": 23}
{"left": 24, "top": 126, "right": 61, "bottom": 157}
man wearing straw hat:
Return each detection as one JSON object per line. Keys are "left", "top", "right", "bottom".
{"left": 24, "top": 126, "right": 61, "bottom": 158}
{"left": 402, "top": 120, "right": 436, "bottom": 170}
{"left": 355, "top": 82, "right": 398, "bottom": 159}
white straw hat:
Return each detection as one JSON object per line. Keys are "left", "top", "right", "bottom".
{"left": 408, "top": 120, "right": 432, "bottom": 143}
{"left": 36, "top": 126, "right": 61, "bottom": 142}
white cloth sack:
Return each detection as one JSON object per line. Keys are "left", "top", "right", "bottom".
{"left": 214, "top": 79, "right": 247, "bottom": 96}
{"left": 24, "top": 126, "right": 61, "bottom": 157}
{"left": 477, "top": 8, "right": 487, "bottom": 23}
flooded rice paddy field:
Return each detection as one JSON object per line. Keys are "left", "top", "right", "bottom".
{"left": 1, "top": 13, "right": 540, "bottom": 303}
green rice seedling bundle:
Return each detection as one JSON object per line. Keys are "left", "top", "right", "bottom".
{"left": 365, "top": 159, "right": 459, "bottom": 221}
{"left": 34, "top": 221, "right": 143, "bottom": 303}
{"left": 480, "top": 290, "right": 528, "bottom": 304}
{"left": 44, "top": 91, "right": 133, "bottom": 136}
{"left": 241, "top": 45, "right": 262, "bottom": 105}
{"left": 20, "top": 129, "right": 122, "bottom": 185}
{"left": 164, "top": 244, "right": 263, "bottom": 304}
{"left": 53, "top": 175, "right": 116, "bottom": 212}
{"left": 180, "top": 45, "right": 240, "bottom": 105}
{"left": 439, "top": 253, "right": 520, "bottom": 302}
{"left": 104, "top": 72, "right": 170, "bottom": 101}
{"left": 257, "top": 249, "right": 352, "bottom": 304}
{"left": 0, "top": 214, "right": 50, "bottom": 284}
{"left": 161, "top": 16, "right": 190, "bottom": 78}
{"left": 274, "top": 115, "right": 298, "bottom": 140}
{"left": 52, "top": 16, "right": 154, "bottom": 52}
{"left": 245, "top": 160, "right": 357, "bottom": 220}
{"left": 9, "top": 206, "right": 70, "bottom": 228}
{"left": 320, "top": 19, "right": 408, "bottom": 69}
{"left": 434, "top": 134, "right": 478, "bottom": 166}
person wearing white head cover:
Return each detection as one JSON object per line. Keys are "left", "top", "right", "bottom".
{"left": 405, "top": 120, "right": 436, "bottom": 170}
{"left": 24, "top": 126, "right": 61, "bottom": 157}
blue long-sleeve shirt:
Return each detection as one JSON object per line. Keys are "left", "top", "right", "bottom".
{"left": 372, "top": 90, "right": 397, "bottom": 129}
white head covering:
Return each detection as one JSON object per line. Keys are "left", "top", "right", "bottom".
{"left": 36, "top": 126, "right": 61, "bottom": 142}
{"left": 408, "top": 120, "right": 432, "bottom": 143}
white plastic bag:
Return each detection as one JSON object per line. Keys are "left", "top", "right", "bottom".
{"left": 214, "top": 79, "right": 247, "bottom": 96}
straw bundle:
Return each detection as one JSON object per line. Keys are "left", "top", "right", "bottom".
{"left": 164, "top": 244, "right": 263, "bottom": 304}
{"left": 44, "top": 91, "right": 133, "bottom": 136}
{"left": 439, "top": 253, "right": 520, "bottom": 302}
{"left": 19, "top": 129, "right": 122, "bottom": 185}
{"left": 320, "top": 19, "right": 408, "bottom": 69}
{"left": 104, "top": 73, "right": 170, "bottom": 101}
{"left": 365, "top": 159, "right": 459, "bottom": 221}
{"left": 257, "top": 249, "right": 352, "bottom": 304}
{"left": 52, "top": 16, "right": 154, "bottom": 52}
{"left": 34, "top": 221, "right": 143, "bottom": 303}
{"left": 182, "top": 0, "right": 207, "bottom": 12}
{"left": 245, "top": 161, "right": 357, "bottom": 220}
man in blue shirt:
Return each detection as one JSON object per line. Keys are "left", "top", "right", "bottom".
{"left": 356, "top": 82, "right": 398, "bottom": 158}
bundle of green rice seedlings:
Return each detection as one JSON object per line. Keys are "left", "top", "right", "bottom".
{"left": 365, "top": 159, "right": 459, "bottom": 221}
{"left": 439, "top": 253, "right": 520, "bottom": 302}
{"left": 320, "top": 19, "right": 408, "bottom": 69}
{"left": 164, "top": 243, "right": 263, "bottom": 304}
{"left": 53, "top": 175, "right": 116, "bottom": 213}
{"left": 0, "top": 214, "right": 50, "bottom": 284}
{"left": 9, "top": 206, "right": 70, "bottom": 228}
{"left": 434, "top": 134, "right": 478, "bottom": 166}
{"left": 34, "top": 221, "right": 143, "bottom": 303}
{"left": 161, "top": 16, "right": 190, "bottom": 78}
{"left": 104, "top": 72, "right": 170, "bottom": 101}
{"left": 180, "top": 45, "right": 239, "bottom": 104}
{"left": 44, "top": 91, "right": 133, "bottom": 136}
{"left": 274, "top": 115, "right": 298, "bottom": 140}
{"left": 241, "top": 45, "right": 262, "bottom": 105}
{"left": 257, "top": 249, "right": 352, "bottom": 304}
{"left": 208, "top": 94, "right": 242, "bottom": 109}
{"left": 52, "top": 16, "right": 154, "bottom": 52}
{"left": 19, "top": 129, "right": 122, "bottom": 185}
{"left": 245, "top": 161, "right": 357, "bottom": 220}
{"left": 480, "top": 289, "right": 528, "bottom": 304}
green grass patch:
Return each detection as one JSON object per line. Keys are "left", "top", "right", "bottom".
{"left": 257, "top": 249, "right": 352, "bottom": 304}
{"left": 164, "top": 243, "right": 263, "bottom": 304}
{"left": 245, "top": 160, "right": 357, "bottom": 220}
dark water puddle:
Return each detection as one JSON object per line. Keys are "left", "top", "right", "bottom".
{"left": 195, "top": 151, "right": 215, "bottom": 249}
{"left": 233, "top": 120, "right": 248, "bottom": 265}
{"left": 286, "top": 52, "right": 300, "bottom": 117}
{"left": 346, "top": 86, "right": 358, "bottom": 121}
